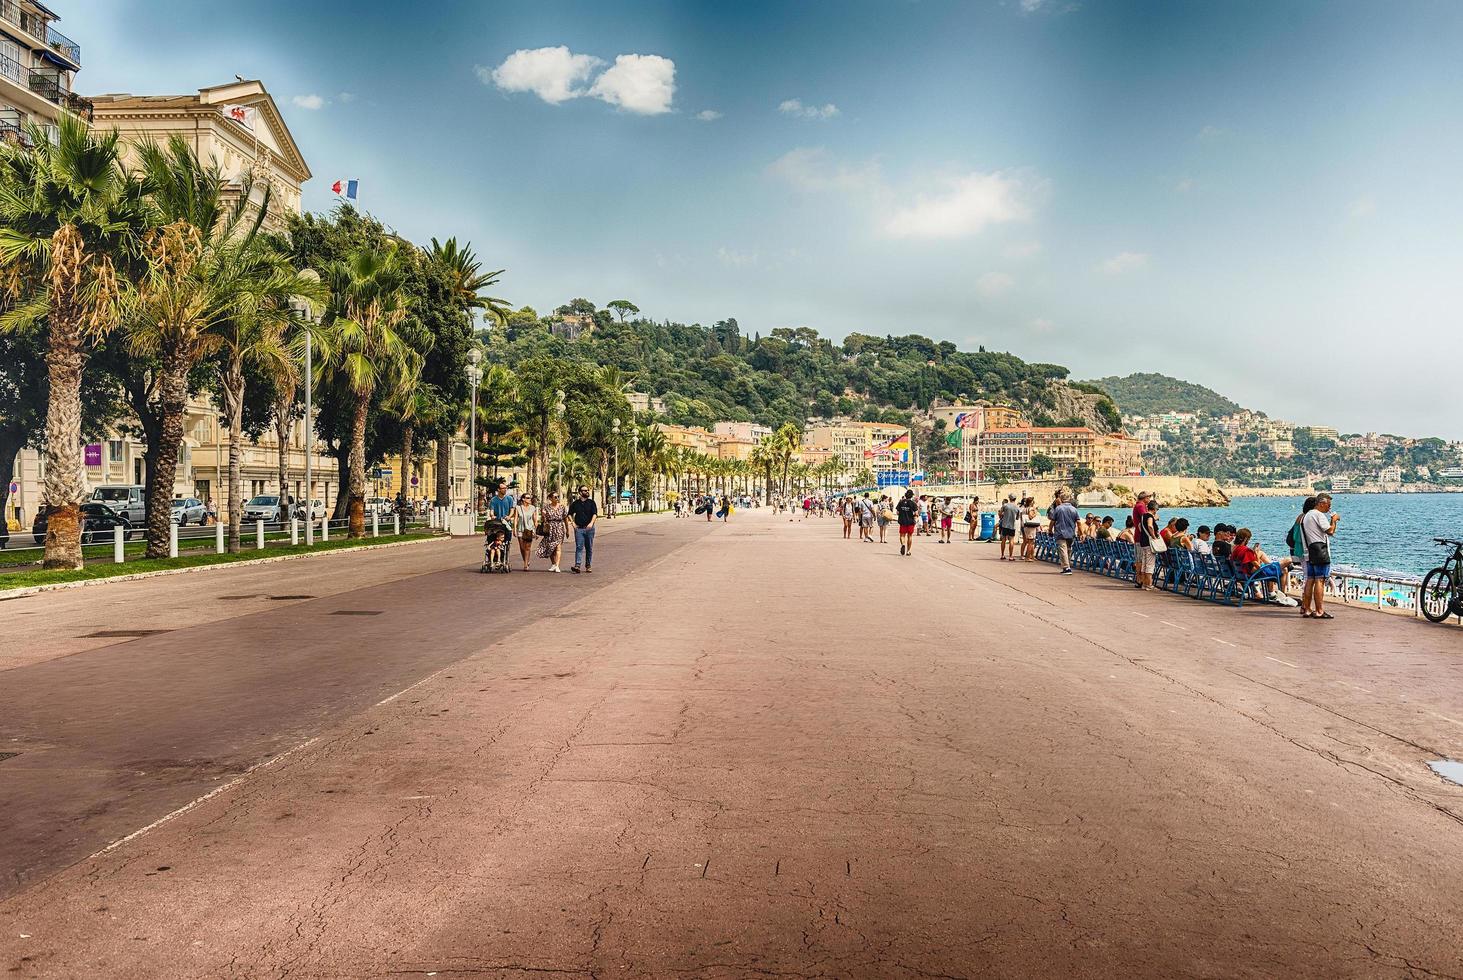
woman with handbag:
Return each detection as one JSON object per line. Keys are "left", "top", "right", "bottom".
{"left": 538, "top": 490, "right": 569, "bottom": 573}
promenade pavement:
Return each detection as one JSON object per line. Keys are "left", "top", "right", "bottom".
{"left": 2, "top": 508, "right": 1462, "bottom": 978}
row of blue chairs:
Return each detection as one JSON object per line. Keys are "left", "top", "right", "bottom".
{"left": 1033, "top": 532, "right": 1284, "bottom": 608}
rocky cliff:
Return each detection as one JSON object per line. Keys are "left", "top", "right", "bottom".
{"left": 1093, "top": 477, "right": 1232, "bottom": 508}
{"left": 1047, "top": 382, "right": 1121, "bottom": 434}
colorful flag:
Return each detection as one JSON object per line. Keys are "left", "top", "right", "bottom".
{"left": 331, "top": 178, "right": 359, "bottom": 200}
{"left": 221, "top": 104, "right": 255, "bottom": 129}
{"left": 865, "top": 433, "right": 911, "bottom": 462}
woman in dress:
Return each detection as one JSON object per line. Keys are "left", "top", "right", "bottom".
{"left": 538, "top": 490, "right": 569, "bottom": 573}
{"left": 1022, "top": 497, "right": 1041, "bottom": 561}
{"left": 512, "top": 493, "right": 538, "bottom": 571}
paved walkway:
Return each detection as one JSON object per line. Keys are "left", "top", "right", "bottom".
{"left": 3, "top": 509, "right": 1461, "bottom": 978}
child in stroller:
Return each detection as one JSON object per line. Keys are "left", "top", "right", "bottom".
{"left": 481, "top": 517, "right": 512, "bottom": 573}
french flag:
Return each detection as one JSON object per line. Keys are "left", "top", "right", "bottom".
{"left": 331, "top": 178, "right": 358, "bottom": 200}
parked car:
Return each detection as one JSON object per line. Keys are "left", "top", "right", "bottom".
{"left": 293, "top": 498, "right": 327, "bottom": 520}
{"left": 242, "top": 495, "right": 286, "bottom": 523}
{"left": 90, "top": 485, "right": 146, "bottom": 525}
{"left": 365, "top": 496, "right": 393, "bottom": 517}
{"left": 32, "top": 502, "right": 135, "bottom": 545}
{"left": 169, "top": 497, "right": 207, "bottom": 525}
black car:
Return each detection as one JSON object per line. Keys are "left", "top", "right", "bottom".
{"left": 32, "top": 502, "right": 136, "bottom": 546}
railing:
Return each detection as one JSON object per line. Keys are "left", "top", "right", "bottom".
{"left": 62, "top": 90, "right": 90, "bottom": 120}
{"left": 27, "top": 68, "right": 60, "bottom": 103}
{"left": 0, "top": 51, "right": 21, "bottom": 85}
{"left": 0, "top": 116, "right": 31, "bottom": 148}
{"left": 45, "top": 25, "right": 79, "bottom": 65}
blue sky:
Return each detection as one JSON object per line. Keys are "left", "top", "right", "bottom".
{"left": 68, "top": 0, "right": 1463, "bottom": 437}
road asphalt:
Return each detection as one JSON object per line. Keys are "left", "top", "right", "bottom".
{"left": 2, "top": 508, "right": 1462, "bottom": 978}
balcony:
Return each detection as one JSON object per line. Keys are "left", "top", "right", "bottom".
{"left": 0, "top": 51, "right": 20, "bottom": 85}
{"left": 45, "top": 25, "right": 79, "bottom": 66}
{"left": 0, "top": 1, "right": 46, "bottom": 42}
{"left": 27, "top": 66, "right": 64, "bottom": 103}
{"left": 0, "top": 108, "right": 32, "bottom": 148}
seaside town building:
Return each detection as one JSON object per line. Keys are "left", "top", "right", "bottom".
{"left": 0, "top": 0, "right": 85, "bottom": 143}
{"left": 802, "top": 421, "right": 908, "bottom": 475}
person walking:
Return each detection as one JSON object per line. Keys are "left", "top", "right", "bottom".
{"left": 1050, "top": 489, "right": 1080, "bottom": 574}
{"left": 1301, "top": 492, "right": 1339, "bottom": 619}
{"left": 840, "top": 496, "right": 854, "bottom": 540}
{"left": 569, "top": 485, "right": 598, "bottom": 573}
{"left": 966, "top": 498, "right": 980, "bottom": 542}
{"left": 1021, "top": 497, "right": 1041, "bottom": 561}
{"left": 488, "top": 480, "right": 515, "bottom": 541}
{"left": 938, "top": 496, "right": 955, "bottom": 544}
{"left": 876, "top": 495, "right": 891, "bottom": 544}
{"left": 538, "top": 490, "right": 569, "bottom": 573}
{"left": 511, "top": 493, "right": 538, "bottom": 571}
{"left": 896, "top": 489, "right": 918, "bottom": 556}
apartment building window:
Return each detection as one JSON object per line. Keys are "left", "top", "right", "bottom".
{"left": 108, "top": 440, "right": 123, "bottom": 463}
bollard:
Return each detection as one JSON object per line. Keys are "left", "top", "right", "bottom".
{"left": 256, "top": 519, "right": 265, "bottom": 550}
{"left": 393, "top": 514, "right": 400, "bottom": 535}
{"left": 169, "top": 521, "right": 179, "bottom": 558}
{"left": 290, "top": 518, "right": 299, "bottom": 545}
{"left": 216, "top": 521, "right": 225, "bottom": 554}
{"left": 114, "top": 524, "right": 124, "bottom": 564}
{"left": 372, "top": 511, "right": 379, "bottom": 538}
{"left": 321, "top": 517, "right": 329, "bottom": 542}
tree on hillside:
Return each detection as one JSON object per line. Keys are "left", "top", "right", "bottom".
{"left": 1030, "top": 452, "right": 1056, "bottom": 476}
{"left": 607, "top": 299, "right": 639, "bottom": 323}
{"left": 1070, "top": 464, "right": 1095, "bottom": 493}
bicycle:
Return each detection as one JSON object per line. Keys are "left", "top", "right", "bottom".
{"left": 1420, "top": 538, "right": 1463, "bottom": 623}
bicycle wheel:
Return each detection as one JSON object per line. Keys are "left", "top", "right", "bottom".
{"left": 1420, "top": 567, "right": 1455, "bottom": 623}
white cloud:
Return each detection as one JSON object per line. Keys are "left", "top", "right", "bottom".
{"left": 976, "top": 272, "right": 1015, "bottom": 298}
{"left": 779, "top": 98, "right": 840, "bottom": 120}
{"left": 1099, "top": 251, "right": 1150, "bottom": 275}
{"left": 717, "top": 247, "right": 760, "bottom": 268}
{"left": 766, "top": 147, "right": 879, "bottom": 193}
{"left": 291, "top": 94, "right": 325, "bottom": 110}
{"left": 337, "top": 91, "right": 356, "bottom": 104}
{"left": 588, "top": 53, "right": 676, "bottom": 115}
{"left": 695, "top": 109, "right": 722, "bottom": 122}
{"left": 1348, "top": 196, "right": 1377, "bottom": 218}
{"left": 1197, "top": 124, "right": 1231, "bottom": 142}
{"left": 482, "top": 46, "right": 603, "bottom": 105}
{"left": 1029, "top": 317, "right": 1055, "bottom": 334}
{"left": 1019, "top": 0, "right": 1045, "bottom": 11}
{"left": 884, "top": 171, "right": 1032, "bottom": 239}
{"left": 1004, "top": 240, "right": 1042, "bottom": 259}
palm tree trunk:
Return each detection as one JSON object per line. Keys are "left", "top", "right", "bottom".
{"left": 348, "top": 391, "right": 369, "bottom": 537}
{"left": 400, "top": 424, "right": 413, "bottom": 504}
{"left": 144, "top": 355, "right": 189, "bottom": 558}
{"left": 40, "top": 308, "right": 86, "bottom": 570}
{"left": 275, "top": 396, "right": 292, "bottom": 514}
{"left": 224, "top": 358, "right": 246, "bottom": 553}
{"left": 434, "top": 437, "right": 450, "bottom": 508}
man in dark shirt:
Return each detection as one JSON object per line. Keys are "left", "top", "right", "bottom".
{"left": 568, "top": 486, "right": 598, "bottom": 573}
{"left": 1211, "top": 523, "right": 1234, "bottom": 560}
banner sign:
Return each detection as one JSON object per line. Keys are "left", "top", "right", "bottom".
{"left": 84, "top": 443, "right": 102, "bottom": 466}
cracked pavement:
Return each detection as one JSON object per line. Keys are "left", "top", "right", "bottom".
{"left": 2, "top": 509, "right": 1462, "bottom": 978}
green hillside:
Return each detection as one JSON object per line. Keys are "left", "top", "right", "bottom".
{"left": 1087, "top": 372, "right": 1242, "bottom": 418}
{"left": 484, "top": 301, "right": 1123, "bottom": 432}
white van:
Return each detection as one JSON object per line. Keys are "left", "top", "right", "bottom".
{"left": 90, "top": 485, "right": 146, "bottom": 525}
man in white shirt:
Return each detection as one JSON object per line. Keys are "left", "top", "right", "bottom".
{"left": 1192, "top": 525, "right": 1213, "bottom": 555}
{"left": 1301, "top": 493, "right": 1340, "bottom": 619}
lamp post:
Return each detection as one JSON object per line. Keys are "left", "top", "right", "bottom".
{"left": 630, "top": 425, "right": 639, "bottom": 512}
{"left": 553, "top": 389, "right": 566, "bottom": 496}
{"left": 611, "top": 417, "right": 621, "bottom": 517}
{"left": 294, "top": 270, "right": 319, "bottom": 545}
{"left": 466, "top": 348, "right": 482, "bottom": 526}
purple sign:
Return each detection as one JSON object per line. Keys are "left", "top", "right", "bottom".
{"left": 84, "top": 443, "right": 102, "bottom": 467}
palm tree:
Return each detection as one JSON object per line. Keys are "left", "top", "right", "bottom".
{"left": 322, "top": 245, "right": 423, "bottom": 537}
{"left": 428, "top": 236, "right": 510, "bottom": 325}
{"left": 549, "top": 448, "right": 592, "bottom": 491}
{"left": 773, "top": 422, "right": 802, "bottom": 497}
{"left": 750, "top": 437, "right": 776, "bottom": 504}
{"left": 127, "top": 135, "right": 280, "bottom": 556}
{"left": 0, "top": 114, "right": 149, "bottom": 569}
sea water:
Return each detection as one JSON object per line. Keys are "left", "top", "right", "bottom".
{"left": 1090, "top": 492, "right": 1463, "bottom": 578}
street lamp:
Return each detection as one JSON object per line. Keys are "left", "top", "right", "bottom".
{"left": 553, "top": 389, "right": 566, "bottom": 496}
{"left": 630, "top": 424, "right": 639, "bottom": 512}
{"left": 294, "top": 269, "right": 320, "bottom": 544}
{"left": 466, "top": 347, "right": 483, "bottom": 527}
{"left": 611, "top": 417, "right": 621, "bottom": 517}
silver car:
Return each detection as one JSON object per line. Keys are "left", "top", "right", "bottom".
{"left": 242, "top": 495, "right": 285, "bottom": 522}
{"left": 169, "top": 496, "right": 207, "bottom": 525}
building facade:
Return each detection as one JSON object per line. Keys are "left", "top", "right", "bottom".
{"left": 802, "top": 421, "right": 908, "bottom": 474}
{"left": 0, "top": 0, "right": 86, "bottom": 145}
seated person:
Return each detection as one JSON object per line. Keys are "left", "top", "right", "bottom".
{"left": 1191, "top": 525, "right": 1213, "bottom": 554}
{"left": 1231, "top": 528, "right": 1296, "bottom": 604}
{"left": 1169, "top": 517, "right": 1192, "bottom": 551}
{"left": 1210, "top": 523, "right": 1234, "bottom": 559}
{"left": 1097, "top": 516, "right": 1115, "bottom": 540}
{"left": 1116, "top": 516, "right": 1135, "bottom": 543}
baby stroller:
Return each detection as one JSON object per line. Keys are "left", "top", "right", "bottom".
{"left": 481, "top": 518, "right": 511, "bottom": 573}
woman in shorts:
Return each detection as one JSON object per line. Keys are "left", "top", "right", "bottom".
{"left": 1022, "top": 497, "right": 1041, "bottom": 561}
{"left": 511, "top": 493, "right": 538, "bottom": 571}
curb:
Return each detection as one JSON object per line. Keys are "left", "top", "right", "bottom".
{"left": 0, "top": 535, "right": 453, "bottom": 602}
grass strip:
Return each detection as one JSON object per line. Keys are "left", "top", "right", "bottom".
{"left": 0, "top": 533, "right": 438, "bottom": 589}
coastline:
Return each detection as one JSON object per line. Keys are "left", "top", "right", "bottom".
{"left": 1225, "top": 485, "right": 1463, "bottom": 498}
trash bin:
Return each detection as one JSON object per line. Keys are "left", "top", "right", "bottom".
{"left": 980, "top": 511, "right": 996, "bottom": 541}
